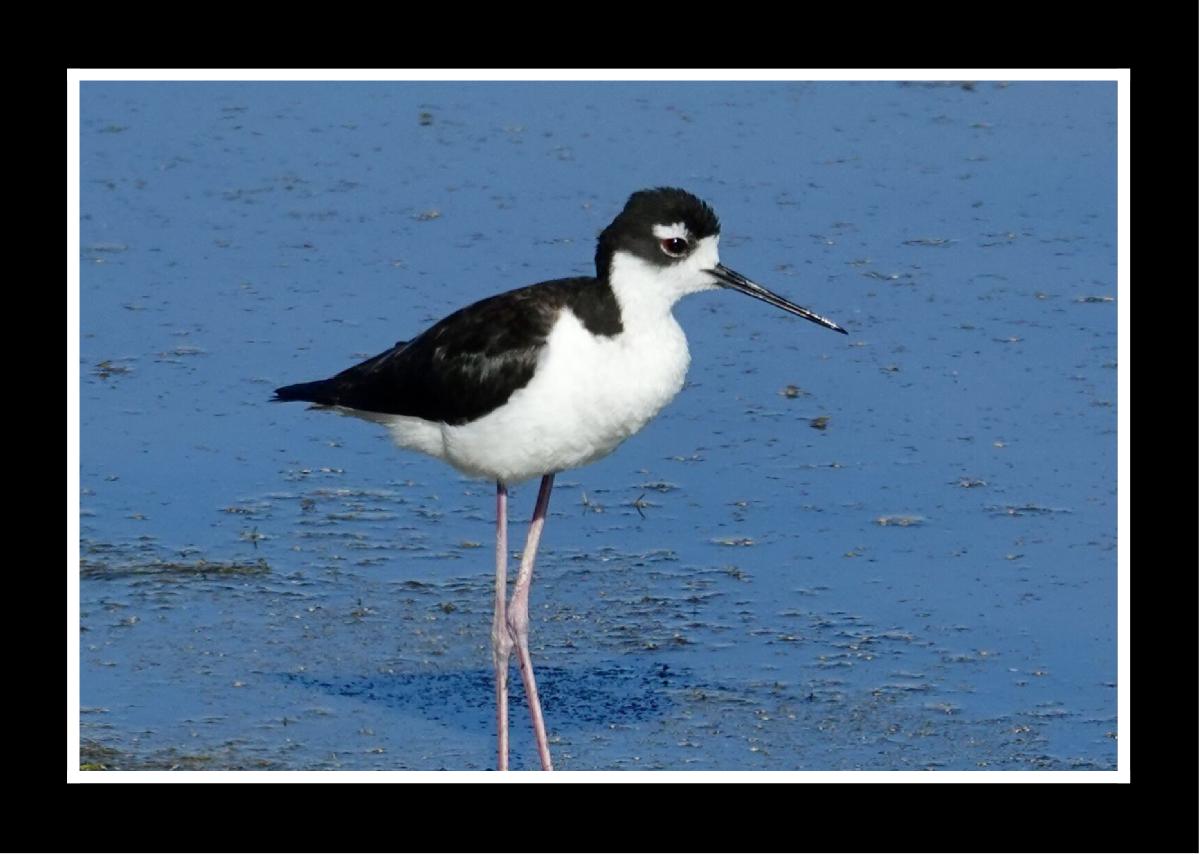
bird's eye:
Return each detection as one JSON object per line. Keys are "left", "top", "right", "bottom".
{"left": 659, "top": 237, "right": 690, "bottom": 258}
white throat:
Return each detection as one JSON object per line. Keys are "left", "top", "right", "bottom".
{"left": 607, "top": 234, "right": 721, "bottom": 323}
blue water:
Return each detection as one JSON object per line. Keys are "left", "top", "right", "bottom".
{"left": 79, "top": 81, "right": 1117, "bottom": 770}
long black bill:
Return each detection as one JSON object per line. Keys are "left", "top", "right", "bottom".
{"left": 710, "top": 263, "right": 847, "bottom": 334}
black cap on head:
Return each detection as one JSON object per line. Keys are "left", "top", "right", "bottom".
{"left": 595, "top": 187, "right": 720, "bottom": 279}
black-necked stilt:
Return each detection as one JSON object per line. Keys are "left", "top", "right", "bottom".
{"left": 274, "top": 187, "right": 846, "bottom": 771}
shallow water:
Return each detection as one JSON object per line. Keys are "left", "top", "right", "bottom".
{"left": 78, "top": 80, "right": 1117, "bottom": 771}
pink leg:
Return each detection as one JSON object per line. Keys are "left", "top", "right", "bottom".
{"left": 492, "top": 481, "right": 512, "bottom": 771}
{"left": 507, "top": 473, "right": 556, "bottom": 771}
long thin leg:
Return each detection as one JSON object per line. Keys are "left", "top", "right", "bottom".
{"left": 492, "top": 481, "right": 512, "bottom": 771}
{"left": 507, "top": 473, "right": 556, "bottom": 771}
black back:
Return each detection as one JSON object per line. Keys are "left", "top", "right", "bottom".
{"left": 273, "top": 276, "right": 622, "bottom": 425}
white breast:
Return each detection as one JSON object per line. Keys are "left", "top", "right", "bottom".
{"left": 440, "top": 308, "right": 690, "bottom": 483}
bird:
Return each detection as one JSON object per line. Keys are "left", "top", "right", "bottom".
{"left": 273, "top": 187, "right": 846, "bottom": 771}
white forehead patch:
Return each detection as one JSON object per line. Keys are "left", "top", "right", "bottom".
{"left": 652, "top": 222, "right": 690, "bottom": 241}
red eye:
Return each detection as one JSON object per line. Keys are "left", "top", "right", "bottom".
{"left": 659, "top": 237, "right": 689, "bottom": 257}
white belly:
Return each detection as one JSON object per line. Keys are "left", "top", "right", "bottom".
{"left": 382, "top": 309, "right": 690, "bottom": 484}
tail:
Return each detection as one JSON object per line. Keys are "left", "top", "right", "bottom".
{"left": 273, "top": 339, "right": 410, "bottom": 407}
{"left": 272, "top": 379, "right": 339, "bottom": 406}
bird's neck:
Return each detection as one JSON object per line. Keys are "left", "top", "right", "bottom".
{"left": 606, "top": 252, "right": 713, "bottom": 331}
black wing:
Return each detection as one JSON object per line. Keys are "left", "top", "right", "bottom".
{"left": 274, "top": 277, "right": 616, "bottom": 426}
